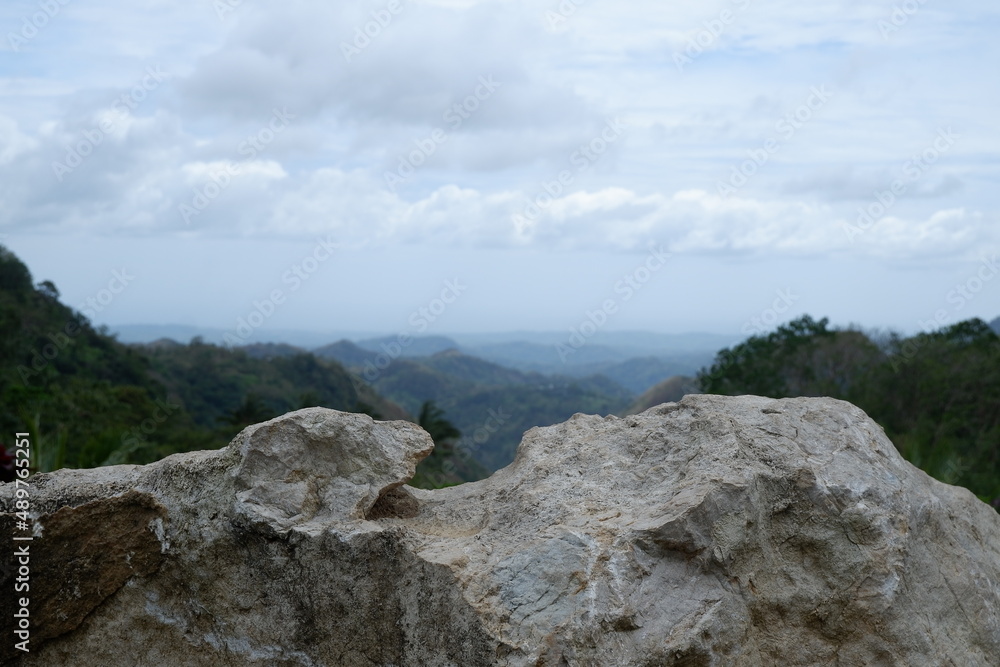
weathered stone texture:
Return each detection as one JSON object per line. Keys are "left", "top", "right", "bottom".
{"left": 1, "top": 398, "right": 998, "bottom": 666}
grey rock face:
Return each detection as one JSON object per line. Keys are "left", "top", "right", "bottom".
{"left": 2, "top": 397, "right": 999, "bottom": 666}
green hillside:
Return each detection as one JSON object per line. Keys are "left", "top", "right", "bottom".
{"left": 0, "top": 245, "right": 408, "bottom": 473}
{"left": 138, "top": 340, "right": 408, "bottom": 428}
{"left": 1, "top": 245, "right": 197, "bottom": 469}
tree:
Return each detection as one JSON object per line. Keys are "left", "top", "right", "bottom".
{"left": 36, "top": 280, "right": 60, "bottom": 299}
{"left": 417, "top": 400, "right": 461, "bottom": 444}
{"left": 0, "top": 246, "right": 33, "bottom": 295}
{"left": 219, "top": 393, "right": 274, "bottom": 429}
{"left": 411, "top": 400, "right": 462, "bottom": 489}
{"left": 698, "top": 315, "right": 836, "bottom": 397}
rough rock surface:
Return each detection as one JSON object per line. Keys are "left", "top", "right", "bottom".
{"left": 2, "top": 396, "right": 999, "bottom": 666}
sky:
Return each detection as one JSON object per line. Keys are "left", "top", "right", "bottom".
{"left": 1, "top": 0, "right": 998, "bottom": 342}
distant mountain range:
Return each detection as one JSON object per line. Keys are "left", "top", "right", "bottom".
{"left": 110, "top": 317, "right": 1000, "bottom": 473}
{"left": 117, "top": 326, "right": 728, "bottom": 349}
{"left": 125, "top": 330, "right": 721, "bottom": 472}
{"left": 112, "top": 325, "right": 386, "bottom": 349}
{"left": 310, "top": 341, "right": 636, "bottom": 471}
{"left": 115, "top": 326, "right": 735, "bottom": 395}
{"left": 10, "top": 242, "right": 999, "bottom": 490}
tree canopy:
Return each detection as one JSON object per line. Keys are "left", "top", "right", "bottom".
{"left": 699, "top": 315, "right": 1000, "bottom": 505}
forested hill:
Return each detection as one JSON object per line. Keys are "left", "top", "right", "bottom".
{"left": 699, "top": 315, "right": 1000, "bottom": 506}
{"left": 0, "top": 245, "right": 400, "bottom": 471}
{"left": 315, "top": 343, "right": 633, "bottom": 471}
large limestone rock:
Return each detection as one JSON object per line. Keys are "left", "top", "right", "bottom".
{"left": 2, "top": 397, "right": 999, "bottom": 666}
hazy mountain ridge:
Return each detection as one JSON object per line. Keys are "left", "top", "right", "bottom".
{"left": 115, "top": 325, "right": 734, "bottom": 395}
{"left": 355, "top": 335, "right": 462, "bottom": 358}
{"left": 239, "top": 342, "right": 309, "bottom": 360}
{"left": 315, "top": 344, "right": 635, "bottom": 471}
{"left": 316, "top": 341, "right": 634, "bottom": 394}
{"left": 557, "top": 356, "right": 709, "bottom": 394}
{"left": 113, "top": 324, "right": 387, "bottom": 349}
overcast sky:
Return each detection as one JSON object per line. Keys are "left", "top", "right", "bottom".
{"left": 1, "top": 0, "right": 998, "bottom": 340}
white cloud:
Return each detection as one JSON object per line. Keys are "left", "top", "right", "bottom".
{"left": 0, "top": 116, "right": 37, "bottom": 165}
{"left": 0, "top": 0, "right": 996, "bottom": 267}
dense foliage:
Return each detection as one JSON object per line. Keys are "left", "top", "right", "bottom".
{"left": 699, "top": 315, "right": 1000, "bottom": 505}
{"left": 2, "top": 246, "right": 182, "bottom": 469}
{"left": 408, "top": 400, "right": 485, "bottom": 488}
